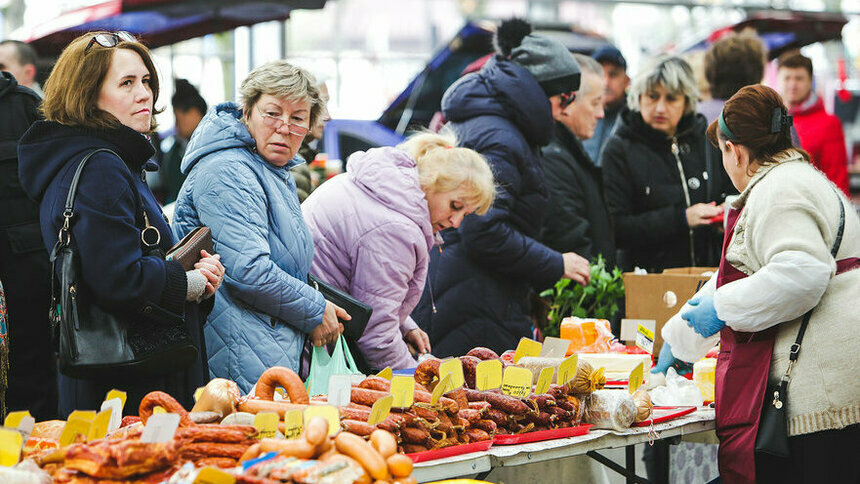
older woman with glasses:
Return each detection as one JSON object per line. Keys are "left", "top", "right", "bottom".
{"left": 17, "top": 31, "right": 224, "bottom": 414}
{"left": 172, "top": 60, "right": 349, "bottom": 393}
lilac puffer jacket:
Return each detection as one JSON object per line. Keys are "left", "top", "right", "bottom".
{"left": 302, "top": 147, "right": 436, "bottom": 370}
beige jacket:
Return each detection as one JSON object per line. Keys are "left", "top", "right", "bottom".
{"left": 725, "top": 151, "right": 860, "bottom": 436}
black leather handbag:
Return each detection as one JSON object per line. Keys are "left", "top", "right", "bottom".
{"left": 307, "top": 274, "right": 373, "bottom": 373}
{"left": 755, "top": 190, "right": 846, "bottom": 457}
{"left": 51, "top": 149, "right": 198, "bottom": 380}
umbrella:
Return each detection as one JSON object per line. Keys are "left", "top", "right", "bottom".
{"left": 14, "top": 0, "right": 327, "bottom": 57}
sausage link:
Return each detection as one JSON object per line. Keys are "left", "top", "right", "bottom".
{"left": 530, "top": 394, "right": 557, "bottom": 412}
{"left": 401, "top": 444, "right": 428, "bottom": 454}
{"left": 176, "top": 425, "right": 258, "bottom": 443}
{"left": 196, "top": 457, "right": 238, "bottom": 468}
{"left": 399, "top": 426, "right": 430, "bottom": 445}
{"left": 473, "top": 419, "right": 497, "bottom": 434}
{"left": 341, "top": 419, "right": 376, "bottom": 437}
{"left": 458, "top": 356, "right": 481, "bottom": 389}
{"left": 464, "top": 428, "right": 491, "bottom": 442}
{"left": 462, "top": 389, "right": 529, "bottom": 415}
{"left": 179, "top": 442, "right": 250, "bottom": 459}
{"left": 525, "top": 411, "right": 555, "bottom": 427}
{"left": 351, "top": 387, "right": 389, "bottom": 407}
{"left": 443, "top": 387, "right": 468, "bottom": 412}
{"left": 357, "top": 376, "right": 391, "bottom": 392}
{"left": 414, "top": 358, "right": 441, "bottom": 385}
{"left": 254, "top": 367, "right": 309, "bottom": 404}
{"left": 485, "top": 408, "right": 510, "bottom": 426}
{"left": 139, "top": 391, "right": 194, "bottom": 427}
{"left": 465, "top": 347, "right": 500, "bottom": 360}
{"left": 456, "top": 409, "right": 482, "bottom": 425}
{"left": 467, "top": 401, "right": 491, "bottom": 412}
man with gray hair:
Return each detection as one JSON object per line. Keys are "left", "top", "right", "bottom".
{"left": 0, "top": 40, "right": 42, "bottom": 97}
{"left": 541, "top": 53, "right": 616, "bottom": 269}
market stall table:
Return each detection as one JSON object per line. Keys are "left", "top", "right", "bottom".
{"left": 412, "top": 407, "right": 715, "bottom": 483}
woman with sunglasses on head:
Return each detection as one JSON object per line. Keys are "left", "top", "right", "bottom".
{"left": 17, "top": 31, "right": 224, "bottom": 415}
{"left": 601, "top": 55, "right": 730, "bottom": 276}
{"left": 660, "top": 84, "right": 860, "bottom": 483}
{"left": 172, "top": 61, "right": 349, "bottom": 393}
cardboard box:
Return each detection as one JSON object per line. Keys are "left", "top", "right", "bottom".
{"left": 622, "top": 267, "right": 716, "bottom": 355}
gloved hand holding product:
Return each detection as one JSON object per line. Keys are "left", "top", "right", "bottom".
{"left": 651, "top": 342, "right": 677, "bottom": 375}
{"left": 681, "top": 294, "right": 725, "bottom": 337}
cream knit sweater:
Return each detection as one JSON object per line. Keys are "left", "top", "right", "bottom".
{"left": 664, "top": 150, "right": 860, "bottom": 436}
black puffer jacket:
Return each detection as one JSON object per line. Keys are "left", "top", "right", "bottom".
{"left": 412, "top": 57, "right": 564, "bottom": 357}
{"left": 600, "top": 107, "right": 728, "bottom": 272}
{"left": 540, "top": 122, "right": 616, "bottom": 268}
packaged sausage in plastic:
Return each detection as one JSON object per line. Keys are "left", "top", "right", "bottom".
{"left": 583, "top": 390, "right": 636, "bottom": 431}
{"left": 632, "top": 388, "right": 653, "bottom": 423}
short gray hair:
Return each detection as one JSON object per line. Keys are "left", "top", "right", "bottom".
{"left": 239, "top": 60, "right": 326, "bottom": 130}
{"left": 572, "top": 53, "right": 603, "bottom": 97}
{"left": 627, "top": 55, "right": 699, "bottom": 114}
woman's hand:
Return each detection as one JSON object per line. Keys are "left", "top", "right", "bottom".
{"left": 310, "top": 301, "right": 350, "bottom": 347}
{"left": 562, "top": 252, "right": 591, "bottom": 286}
{"left": 194, "top": 250, "right": 225, "bottom": 297}
{"left": 685, "top": 202, "right": 723, "bottom": 227}
{"left": 405, "top": 328, "right": 431, "bottom": 356}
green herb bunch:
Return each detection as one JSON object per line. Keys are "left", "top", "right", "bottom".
{"left": 538, "top": 255, "right": 624, "bottom": 338}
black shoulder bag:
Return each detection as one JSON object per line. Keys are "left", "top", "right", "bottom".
{"left": 755, "top": 189, "right": 846, "bottom": 457}
{"left": 51, "top": 149, "right": 198, "bottom": 380}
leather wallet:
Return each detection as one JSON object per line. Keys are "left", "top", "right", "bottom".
{"left": 308, "top": 274, "right": 373, "bottom": 342}
{"left": 166, "top": 226, "right": 214, "bottom": 271}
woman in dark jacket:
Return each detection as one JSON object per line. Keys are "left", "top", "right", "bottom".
{"left": 601, "top": 56, "right": 726, "bottom": 272}
{"left": 17, "top": 32, "right": 224, "bottom": 415}
{"left": 413, "top": 20, "right": 590, "bottom": 357}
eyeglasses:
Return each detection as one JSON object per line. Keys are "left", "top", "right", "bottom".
{"left": 85, "top": 31, "right": 136, "bottom": 54}
{"left": 560, "top": 91, "right": 577, "bottom": 109}
{"left": 256, "top": 107, "right": 310, "bottom": 137}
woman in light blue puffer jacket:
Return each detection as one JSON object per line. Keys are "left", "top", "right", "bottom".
{"left": 172, "top": 61, "right": 347, "bottom": 393}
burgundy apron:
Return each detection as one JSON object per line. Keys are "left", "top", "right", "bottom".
{"left": 714, "top": 207, "right": 775, "bottom": 484}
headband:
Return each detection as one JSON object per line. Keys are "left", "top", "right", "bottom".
{"left": 718, "top": 110, "right": 737, "bottom": 141}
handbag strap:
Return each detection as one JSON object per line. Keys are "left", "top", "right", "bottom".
{"left": 782, "top": 190, "right": 846, "bottom": 385}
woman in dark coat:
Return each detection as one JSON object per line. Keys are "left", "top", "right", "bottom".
{"left": 17, "top": 32, "right": 224, "bottom": 416}
{"left": 413, "top": 20, "right": 589, "bottom": 357}
{"left": 601, "top": 56, "right": 727, "bottom": 272}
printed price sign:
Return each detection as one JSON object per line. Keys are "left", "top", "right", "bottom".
{"left": 87, "top": 409, "right": 113, "bottom": 441}
{"left": 430, "top": 374, "right": 452, "bottom": 405}
{"left": 390, "top": 376, "right": 415, "bottom": 408}
{"left": 194, "top": 467, "right": 236, "bottom": 484}
{"left": 636, "top": 323, "right": 655, "bottom": 354}
{"left": 628, "top": 362, "right": 645, "bottom": 395}
{"left": 376, "top": 367, "right": 393, "bottom": 381}
{"left": 501, "top": 366, "right": 532, "bottom": 398}
{"left": 535, "top": 367, "right": 555, "bottom": 395}
{"left": 557, "top": 354, "right": 578, "bottom": 385}
{"left": 513, "top": 338, "right": 542, "bottom": 363}
{"left": 0, "top": 428, "right": 23, "bottom": 467}
{"left": 304, "top": 406, "right": 339, "bottom": 437}
{"left": 193, "top": 387, "right": 205, "bottom": 403}
{"left": 254, "top": 412, "right": 279, "bottom": 440}
{"left": 140, "top": 413, "right": 180, "bottom": 443}
{"left": 60, "top": 411, "right": 96, "bottom": 447}
{"left": 327, "top": 374, "right": 353, "bottom": 408}
{"left": 540, "top": 337, "right": 570, "bottom": 358}
{"left": 475, "top": 359, "right": 503, "bottom": 391}
{"left": 104, "top": 390, "right": 127, "bottom": 411}
{"left": 368, "top": 395, "right": 393, "bottom": 426}
{"left": 283, "top": 410, "right": 303, "bottom": 440}
{"left": 100, "top": 398, "right": 123, "bottom": 433}
{"left": 4, "top": 411, "right": 31, "bottom": 429}
{"left": 438, "top": 358, "right": 465, "bottom": 389}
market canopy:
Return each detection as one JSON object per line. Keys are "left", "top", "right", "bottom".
{"left": 13, "top": 0, "right": 328, "bottom": 57}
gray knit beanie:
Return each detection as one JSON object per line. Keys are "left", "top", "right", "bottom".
{"left": 495, "top": 19, "right": 581, "bottom": 97}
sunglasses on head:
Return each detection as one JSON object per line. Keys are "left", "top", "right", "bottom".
{"left": 85, "top": 31, "right": 136, "bottom": 54}
{"left": 560, "top": 91, "right": 577, "bottom": 109}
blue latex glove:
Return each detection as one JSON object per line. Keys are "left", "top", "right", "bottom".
{"left": 651, "top": 342, "right": 676, "bottom": 374}
{"left": 681, "top": 294, "right": 726, "bottom": 337}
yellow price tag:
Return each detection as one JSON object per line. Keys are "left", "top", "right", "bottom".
{"left": 368, "top": 395, "right": 393, "bottom": 426}
{"left": 60, "top": 411, "right": 96, "bottom": 447}
{"left": 438, "top": 358, "right": 465, "bottom": 389}
{"left": 4, "top": 411, "right": 31, "bottom": 429}
{"left": 87, "top": 409, "right": 112, "bottom": 441}
{"left": 303, "top": 406, "right": 339, "bottom": 437}
{"left": 0, "top": 428, "right": 23, "bottom": 467}
{"left": 283, "top": 410, "right": 304, "bottom": 440}
{"left": 535, "top": 367, "right": 554, "bottom": 395}
{"left": 390, "top": 376, "right": 415, "bottom": 408}
{"left": 628, "top": 362, "right": 645, "bottom": 395}
{"left": 376, "top": 367, "right": 393, "bottom": 381}
{"left": 513, "top": 337, "right": 542, "bottom": 363}
{"left": 430, "top": 374, "right": 452, "bottom": 405}
{"left": 193, "top": 387, "right": 205, "bottom": 403}
{"left": 501, "top": 366, "right": 532, "bottom": 398}
{"left": 475, "top": 359, "right": 503, "bottom": 391}
{"left": 557, "top": 354, "right": 578, "bottom": 385}
{"left": 194, "top": 466, "right": 237, "bottom": 484}
{"left": 105, "top": 390, "right": 127, "bottom": 411}
{"left": 254, "top": 412, "right": 279, "bottom": 440}
{"left": 152, "top": 406, "right": 167, "bottom": 415}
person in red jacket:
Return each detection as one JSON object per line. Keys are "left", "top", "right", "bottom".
{"left": 776, "top": 52, "right": 850, "bottom": 195}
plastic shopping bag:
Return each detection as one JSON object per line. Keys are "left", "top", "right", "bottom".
{"left": 305, "top": 335, "right": 362, "bottom": 396}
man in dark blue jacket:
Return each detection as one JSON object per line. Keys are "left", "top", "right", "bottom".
{"left": 413, "top": 19, "right": 591, "bottom": 357}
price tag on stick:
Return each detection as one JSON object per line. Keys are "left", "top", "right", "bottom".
{"left": 535, "top": 367, "right": 555, "bottom": 395}
{"left": 254, "top": 412, "right": 279, "bottom": 440}
{"left": 60, "top": 411, "right": 96, "bottom": 447}
{"left": 0, "top": 427, "right": 23, "bottom": 467}
{"left": 540, "top": 337, "right": 570, "bottom": 358}
{"left": 501, "top": 367, "right": 532, "bottom": 398}
{"left": 438, "top": 358, "right": 465, "bottom": 389}
{"left": 376, "top": 367, "right": 393, "bottom": 381}
{"left": 557, "top": 354, "right": 578, "bottom": 385}
{"left": 430, "top": 374, "right": 452, "bottom": 405}
{"left": 283, "top": 410, "right": 303, "bottom": 440}
{"left": 140, "top": 413, "right": 181, "bottom": 443}
{"left": 368, "top": 395, "right": 393, "bottom": 426}
{"left": 475, "top": 359, "right": 503, "bottom": 391}
{"left": 390, "top": 376, "right": 415, "bottom": 408}
{"left": 101, "top": 398, "right": 123, "bottom": 432}
{"left": 88, "top": 409, "right": 113, "bottom": 441}
{"left": 194, "top": 467, "right": 236, "bottom": 484}
{"left": 304, "top": 406, "right": 340, "bottom": 437}
{"left": 628, "top": 362, "right": 645, "bottom": 395}
{"left": 4, "top": 411, "right": 31, "bottom": 429}
{"left": 104, "top": 390, "right": 127, "bottom": 411}
{"left": 327, "top": 374, "right": 353, "bottom": 408}
{"left": 513, "top": 338, "right": 542, "bottom": 363}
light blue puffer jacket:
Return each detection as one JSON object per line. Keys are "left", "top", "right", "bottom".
{"left": 172, "top": 102, "right": 325, "bottom": 393}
